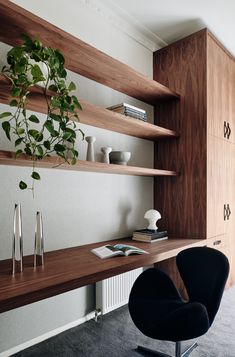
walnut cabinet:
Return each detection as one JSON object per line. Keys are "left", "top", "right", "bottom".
{"left": 153, "top": 29, "right": 235, "bottom": 286}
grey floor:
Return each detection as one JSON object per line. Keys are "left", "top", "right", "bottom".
{"left": 14, "top": 286, "right": 235, "bottom": 357}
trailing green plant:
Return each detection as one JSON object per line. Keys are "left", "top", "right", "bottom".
{"left": 0, "top": 35, "right": 84, "bottom": 192}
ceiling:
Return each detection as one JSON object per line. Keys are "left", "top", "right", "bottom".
{"left": 101, "top": 0, "right": 235, "bottom": 56}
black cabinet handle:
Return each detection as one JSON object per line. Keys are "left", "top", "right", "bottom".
{"left": 224, "top": 121, "right": 227, "bottom": 138}
{"left": 214, "top": 240, "right": 222, "bottom": 246}
{"left": 224, "top": 204, "right": 227, "bottom": 220}
{"left": 228, "top": 204, "right": 231, "bottom": 219}
{"left": 224, "top": 122, "right": 231, "bottom": 139}
{"left": 227, "top": 123, "right": 231, "bottom": 139}
{"left": 224, "top": 204, "right": 231, "bottom": 220}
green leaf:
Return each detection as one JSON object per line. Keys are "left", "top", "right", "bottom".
{"left": 31, "top": 64, "right": 43, "bottom": 78}
{"left": 2, "top": 121, "right": 11, "bottom": 140}
{"left": 63, "top": 131, "right": 72, "bottom": 140}
{"left": 72, "top": 96, "right": 82, "bottom": 110}
{"left": 17, "top": 127, "right": 25, "bottom": 135}
{"left": 44, "top": 120, "right": 55, "bottom": 135}
{"left": 21, "top": 34, "right": 34, "bottom": 49}
{"left": 63, "top": 128, "right": 76, "bottom": 140}
{"left": 60, "top": 69, "right": 67, "bottom": 78}
{"left": 34, "top": 40, "right": 42, "bottom": 50}
{"left": 72, "top": 149, "right": 78, "bottom": 158}
{"left": 28, "top": 115, "right": 40, "bottom": 123}
{"left": 28, "top": 129, "right": 39, "bottom": 138}
{"left": 54, "top": 49, "right": 65, "bottom": 64}
{"left": 43, "top": 140, "right": 51, "bottom": 150}
{"left": 15, "top": 138, "right": 24, "bottom": 146}
{"left": 78, "top": 128, "right": 85, "bottom": 140}
{"left": 54, "top": 144, "right": 66, "bottom": 152}
{"left": 15, "top": 149, "right": 23, "bottom": 158}
{"left": 28, "top": 129, "right": 43, "bottom": 142}
{"left": 60, "top": 121, "right": 66, "bottom": 131}
{"left": 31, "top": 171, "right": 40, "bottom": 180}
{"left": 50, "top": 113, "right": 61, "bottom": 122}
{"left": 19, "top": 181, "right": 27, "bottom": 190}
{"left": 71, "top": 157, "right": 77, "bottom": 165}
{"left": 0, "top": 112, "right": 12, "bottom": 119}
{"left": 68, "top": 81, "right": 76, "bottom": 92}
{"left": 37, "top": 145, "right": 44, "bottom": 156}
{"left": 24, "top": 147, "right": 32, "bottom": 155}
{"left": 51, "top": 97, "right": 61, "bottom": 108}
{"left": 48, "top": 84, "right": 58, "bottom": 92}
{"left": 10, "top": 99, "right": 18, "bottom": 107}
{"left": 12, "top": 87, "right": 21, "bottom": 97}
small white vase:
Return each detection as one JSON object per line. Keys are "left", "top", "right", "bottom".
{"left": 101, "top": 147, "right": 112, "bottom": 164}
{"left": 85, "top": 136, "right": 96, "bottom": 161}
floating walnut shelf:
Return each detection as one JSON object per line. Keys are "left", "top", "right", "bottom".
{"left": 0, "top": 75, "right": 179, "bottom": 141}
{"left": 0, "top": 151, "right": 178, "bottom": 177}
{"left": 0, "top": 0, "right": 179, "bottom": 104}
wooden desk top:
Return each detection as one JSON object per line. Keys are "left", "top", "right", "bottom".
{"left": 0, "top": 238, "right": 206, "bottom": 313}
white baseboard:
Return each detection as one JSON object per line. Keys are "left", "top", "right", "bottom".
{"left": 0, "top": 311, "right": 96, "bottom": 357}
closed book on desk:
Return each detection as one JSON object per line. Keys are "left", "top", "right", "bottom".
{"left": 133, "top": 229, "right": 168, "bottom": 240}
{"left": 132, "top": 235, "right": 168, "bottom": 243}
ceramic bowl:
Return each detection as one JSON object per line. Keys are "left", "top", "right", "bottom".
{"left": 109, "top": 151, "right": 131, "bottom": 165}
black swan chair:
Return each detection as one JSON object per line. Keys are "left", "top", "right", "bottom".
{"left": 128, "top": 247, "right": 229, "bottom": 357}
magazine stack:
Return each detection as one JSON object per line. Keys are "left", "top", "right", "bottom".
{"left": 132, "top": 229, "right": 168, "bottom": 243}
{"left": 107, "top": 103, "right": 147, "bottom": 122}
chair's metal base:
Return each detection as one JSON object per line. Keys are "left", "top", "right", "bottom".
{"left": 137, "top": 341, "right": 198, "bottom": 357}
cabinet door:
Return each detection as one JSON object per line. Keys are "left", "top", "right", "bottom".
{"left": 228, "top": 143, "right": 235, "bottom": 284}
{"left": 207, "top": 135, "right": 229, "bottom": 238}
{"left": 207, "top": 36, "right": 231, "bottom": 141}
{"left": 207, "top": 235, "right": 231, "bottom": 288}
{"left": 229, "top": 58, "right": 235, "bottom": 143}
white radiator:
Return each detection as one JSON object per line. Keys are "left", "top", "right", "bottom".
{"left": 96, "top": 268, "right": 143, "bottom": 315}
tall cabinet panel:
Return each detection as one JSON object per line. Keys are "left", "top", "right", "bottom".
{"left": 153, "top": 30, "right": 207, "bottom": 239}
{"left": 153, "top": 29, "right": 235, "bottom": 288}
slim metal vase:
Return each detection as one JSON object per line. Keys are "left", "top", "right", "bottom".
{"left": 34, "top": 211, "right": 44, "bottom": 267}
{"left": 12, "top": 204, "right": 23, "bottom": 275}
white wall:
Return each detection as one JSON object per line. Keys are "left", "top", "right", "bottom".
{"left": 0, "top": 0, "right": 154, "bottom": 353}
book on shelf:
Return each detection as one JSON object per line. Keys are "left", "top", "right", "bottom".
{"left": 132, "top": 229, "right": 168, "bottom": 243}
{"left": 91, "top": 243, "right": 148, "bottom": 259}
{"left": 107, "top": 103, "right": 147, "bottom": 121}
{"left": 111, "top": 106, "right": 147, "bottom": 117}
{"left": 107, "top": 102, "right": 146, "bottom": 114}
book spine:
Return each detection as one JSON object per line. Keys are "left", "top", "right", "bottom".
{"left": 124, "top": 108, "right": 147, "bottom": 116}
{"left": 107, "top": 103, "right": 146, "bottom": 114}
{"left": 133, "top": 232, "right": 168, "bottom": 239}
{"left": 124, "top": 112, "right": 147, "bottom": 119}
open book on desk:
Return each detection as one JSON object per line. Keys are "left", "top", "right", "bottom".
{"left": 91, "top": 244, "right": 148, "bottom": 259}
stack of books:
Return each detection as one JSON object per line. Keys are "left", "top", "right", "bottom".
{"left": 107, "top": 103, "right": 147, "bottom": 122}
{"left": 132, "top": 229, "right": 168, "bottom": 243}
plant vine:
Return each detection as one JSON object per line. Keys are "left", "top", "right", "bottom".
{"left": 0, "top": 35, "right": 84, "bottom": 193}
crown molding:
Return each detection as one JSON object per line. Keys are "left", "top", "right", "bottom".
{"left": 79, "top": 0, "right": 167, "bottom": 52}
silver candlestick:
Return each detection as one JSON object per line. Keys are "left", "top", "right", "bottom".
{"left": 12, "top": 204, "right": 23, "bottom": 275}
{"left": 34, "top": 211, "right": 44, "bottom": 267}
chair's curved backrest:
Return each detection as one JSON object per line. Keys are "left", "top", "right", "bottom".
{"left": 177, "top": 247, "right": 229, "bottom": 325}
{"left": 129, "top": 268, "right": 182, "bottom": 301}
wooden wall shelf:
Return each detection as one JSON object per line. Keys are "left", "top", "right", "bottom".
{"left": 0, "top": 0, "right": 179, "bottom": 104}
{"left": 0, "top": 151, "right": 178, "bottom": 177}
{"left": 0, "top": 237, "right": 206, "bottom": 313}
{"left": 0, "top": 75, "right": 179, "bottom": 141}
